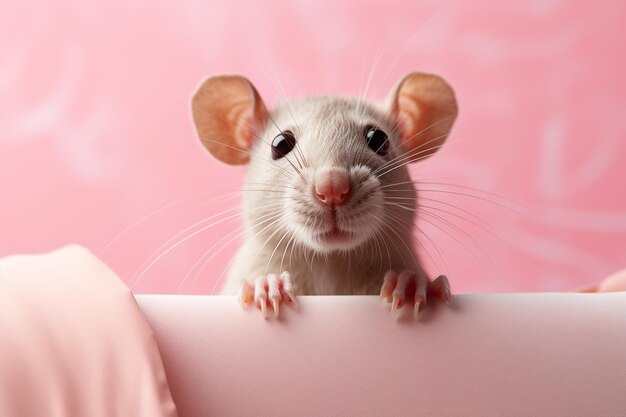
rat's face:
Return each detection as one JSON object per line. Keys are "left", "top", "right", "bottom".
{"left": 192, "top": 74, "right": 457, "bottom": 254}
{"left": 246, "top": 98, "right": 401, "bottom": 252}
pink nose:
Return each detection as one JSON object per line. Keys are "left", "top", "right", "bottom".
{"left": 314, "top": 167, "right": 351, "bottom": 206}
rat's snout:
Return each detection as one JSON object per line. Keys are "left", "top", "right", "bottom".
{"left": 313, "top": 167, "right": 351, "bottom": 207}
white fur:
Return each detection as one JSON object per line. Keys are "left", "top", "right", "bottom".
{"left": 222, "top": 96, "right": 422, "bottom": 296}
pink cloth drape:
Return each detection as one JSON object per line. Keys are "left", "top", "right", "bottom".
{"left": 0, "top": 245, "right": 178, "bottom": 417}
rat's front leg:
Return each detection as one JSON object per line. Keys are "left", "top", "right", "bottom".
{"left": 380, "top": 270, "right": 451, "bottom": 319}
{"left": 238, "top": 271, "right": 297, "bottom": 319}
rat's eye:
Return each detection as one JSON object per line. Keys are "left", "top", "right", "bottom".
{"left": 364, "top": 125, "right": 389, "bottom": 156}
{"left": 271, "top": 130, "right": 297, "bottom": 160}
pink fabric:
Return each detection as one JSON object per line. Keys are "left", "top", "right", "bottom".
{"left": 576, "top": 269, "right": 626, "bottom": 293}
{"left": 597, "top": 269, "right": 626, "bottom": 292}
{"left": 0, "top": 245, "right": 178, "bottom": 417}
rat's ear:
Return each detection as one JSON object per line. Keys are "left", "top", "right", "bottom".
{"left": 192, "top": 75, "right": 268, "bottom": 165}
{"left": 387, "top": 72, "right": 458, "bottom": 162}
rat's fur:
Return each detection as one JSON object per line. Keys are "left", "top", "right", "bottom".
{"left": 222, "top": 96, "right": 419, "bottom": 295}
{"left": 191, "top": 73, "right": 457, "bottom": 302}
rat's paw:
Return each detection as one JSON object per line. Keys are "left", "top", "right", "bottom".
{"left": 379, "top": 270, "right": 451, "bottom": 320}
{"left": 238, "top": 271, "right": 297, "bottom": 319}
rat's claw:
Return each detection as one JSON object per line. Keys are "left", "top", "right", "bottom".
{"left": 237, "top": 280, "right": 254, "bottom": 308}
{"left": 442, "top": 288, "right": 451, "bottom": 304}
{"left": 239, "top": 272, "right": 297, "bottom": 319}
{"left": 380, "top": 270, "right": 450, "bottom": 320}
{"left": 253, "top": 275, "right": 269, "bottom": 319}
{"left": 391, "top": 271, "right": 413, "bottom": 319}
{"left": 391, "top": 296, "right": 404, "bottom": 320}
{"left": 285, "top": 291, "right": 298, "bottom": 310}
{"left": 415, "top": 274, "right": 428, "bottom": 297}
{"left": 267, "top": 273, "right": 282, "bottom": 318}
{"left": 431, "top": 275, "right": 452, "bottom": 304}
{"left": 380, "top": 270, "right": 398, "bottom": 302}
{"left": 391, "top": 295, "right": 401, "bottom": 313}
{"left": 414, "top": 273, "right": 428, "bottom": 319}
{"left": 280, "top": 271, "right": 298, "bottom": 310}
{"left": 413, "top": 296, "right": 423, "bottom": 320}
{"left": 271, "top": 299, "right": 280, "bottom": 317}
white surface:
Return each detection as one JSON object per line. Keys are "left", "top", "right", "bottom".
{"left": 136, "top": 294, "right": 626, "bottom": 417}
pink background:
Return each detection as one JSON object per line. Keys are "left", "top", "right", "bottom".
{"left": 1, "top": 0, "right": 625, "bottom": 294}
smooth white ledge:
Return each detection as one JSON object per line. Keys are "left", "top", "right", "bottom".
{"left": 136, "top": 293, "right": 626, "bottom": 417}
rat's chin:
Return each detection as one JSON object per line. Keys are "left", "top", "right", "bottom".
{"left": 306, "top": 226, "right": 368, "bottom": 252}
{"left": 287, "top": 206, "right": 384, "bottom": 253}
{"left": 318, "top": 227, "right": 354, "bottom": 243}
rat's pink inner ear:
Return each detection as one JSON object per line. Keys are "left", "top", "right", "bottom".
{"left": 388, "top": 72, "right": 458, "bottom": 162}
{"left": 192, "top": 75, "right": 268, "bottom": 165}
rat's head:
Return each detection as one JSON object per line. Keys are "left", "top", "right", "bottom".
{"left": 192, "top": 73, "right": 457, "bottom": 253}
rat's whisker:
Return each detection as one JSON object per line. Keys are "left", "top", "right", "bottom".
{"left": 394, "top": 203, "right": 479, "bottom": 268}
{"left": 416, "top": 204, "right": 493, "bottom": 268}
{"left": 131, "top": 209, "right": 242, "bottom": 288}
{"left": 414, "top": 223, "right": 450, "bottom": 273}
{"left": 239, "top": 180, "right": 303, "bottom": 194}
{"left": 261, "top": 68, "right": 308, "bottom": 167}
{"left": 418, "top": 208, "right": 495, "bottom": 276}
{"left": 270, "top": 67, "right": 308, "bottom": 166}
{"left": 377, "top": 221, "right": 401, "bottom": 269}
{"left": 258, "top": 221, "right": 291, "bottom": 279}
{"left": 415, "top": 189, "right": 531, "bottom": 219}
{"left": 371, "top": 231, "right": 386, "bottom": 276}
{"left": 376, "top": 14, "right": 436, "bottom": 97}
{"left": 419, "top": 204, "right": 496, "bottom": 256}
{"left": 209, "top": 214, "right": 287, "bottom": 294}
{"left": 263, "top": 127, "right": 305, "bottom": 177}
{"left": 418, "top": 196, "right": 491, "bottom": 226}
{"left": 226, "top": 100, "right": 304, "bottom": 175}
{"left": 301, "top": 217, "right": 315, "bottom": 275}
{"left": 239, "top": 189, "right": 293, "bottom": 195}
{"left": 374, "top": 134, "right": 449, "bottom": 177}
{"left": 198, "top": 136, "right": 297, "bottom": 180}
{"left": 376, "top": 138, "right": 446, "bottom": 175}
{"left": 384, "top": 180, "right": 530, "bottom": 226}
{"left": 384, "top": 180, "right": 526, "bottom": 210}
{"left": 99, "top": 190, "right": 240, "bottom": 256}
{"left": 266, "top": 112, "right": 304, "bottom": 170}
{"left": 375, "top": 143, "right": 446, "bottom": 179}
{"left": 356, "top": 38, "right": 390, "bottom": 123}
{"left": 383, "top": 212, "right": 427, "bottom": 272}
{"left": 251, "top": 216, "right": 290, "bottom": 263}
{"left": 357, "top": 117, "right": 450, "bottom": 172}
{"left": 353, "top": 235, "right": 365, "bottom": 266}
{"left": 384, "top": 210, "right": 444, "bottom": 273}
{"left": 264, "top": 227, "right": 292, "bottom": 277}
{"left": 380, "top": 117, "right": 453, "bottom": 166}
{"left": 280, "top": 232, "right": 298, "bottom": 274}
{"left": 179, "top": 211, "right": 282, "bottom": 291}
{"left": 419, "top": 202, "right": 511, "bottom": 249}
{"left": 212, "top": 254, "right": 238, "bottom": 295}
{"left": 364, "top": 234, "right": 377, "bottom": 271}
{"left": 385, "top": 198, "right": 450, "bottom": 270}
{"left": 244, "top": 181, "right": 300, "bottom": 191}
{"left": 131, "top": 202, "right": 284, "bottom": 289}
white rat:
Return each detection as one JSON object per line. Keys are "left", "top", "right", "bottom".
{"left": 191, "top": 72, "right": 458, "bottom": 319}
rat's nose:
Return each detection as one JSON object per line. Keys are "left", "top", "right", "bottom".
{"left": 314, "top": 167, "right": 351, "bottom": 206}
